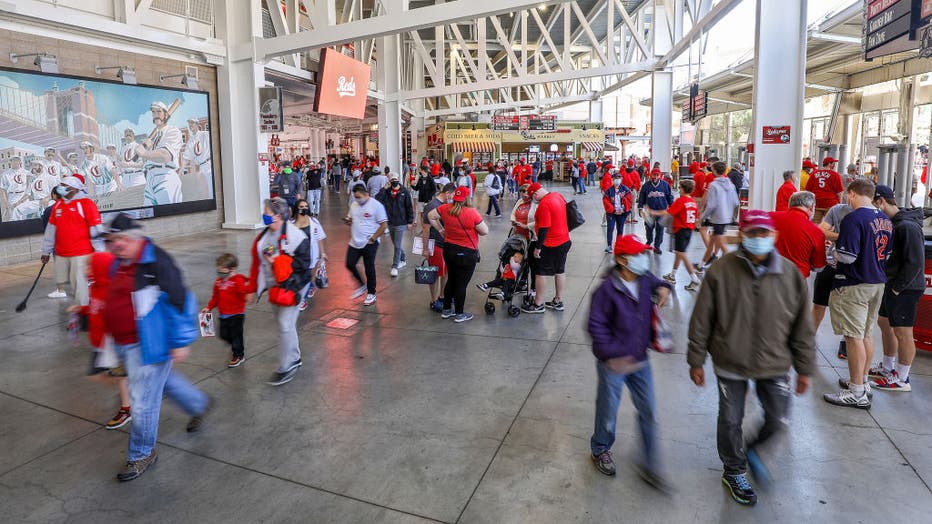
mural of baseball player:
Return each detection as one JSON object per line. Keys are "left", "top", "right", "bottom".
{"left": 183, "top": 117, "right": 213, "bottom": 199}
{"left": 119, "top": 128, "right": 146, "bottom": 188}
{"left": 64, "top": 152, "right": 80, "bottom": 175}
{"left": 43, "top": 147, "right": 65, "bottom": 185}
{"left": 137, "top": 101, "right": 183, "bottom": 206}
{"left": 12, "top": 158, "right": 57, "bottom": 220}
{"left": 0, "top": 156, "right": 30, "bottom": 221}
{"left": 79, "top": 141, "right": 121, "bottom": 197}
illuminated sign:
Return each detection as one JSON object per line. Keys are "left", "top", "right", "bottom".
{"left": 314, "top": 48, "right": 371, "bottom": 119}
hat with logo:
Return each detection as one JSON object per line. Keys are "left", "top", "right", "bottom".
{"left": 822, "top": 156, "right": 838, "bottom": 166}
{"left": 739, "top": 209, "right": 776, "bottom": 232}
{"left": 802, "top": 159, "right": 817, "bottom": 169}
{"left": 613, "top": 235, "right": 652, "bottom": 256}
{"left": 526, "top": 182, "right": 543, "bottom": 195}
{"left": 452, "top": 186, "right": 470, "bottom": 202}
{"left": 105, "top": 212, "right": 142, "bottom": 235}
{"left": 874, "top": 184, "right": 895, "bottom": 200}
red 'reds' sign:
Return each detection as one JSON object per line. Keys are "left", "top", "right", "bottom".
{"left": 761, "top": 126, "right": 791, "bottom": 145}
{"left": 314, "top": 48, "right": 371, "bottom": 119}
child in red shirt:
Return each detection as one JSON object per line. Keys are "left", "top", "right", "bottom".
{"left": 476, "top": 252, "right": 524, "bottom": 299}
{"left": 661, "top": 179, "right": 701, "bottom": 291}
{"left": 202, "top": 253, "right": 252, "bottom": 367}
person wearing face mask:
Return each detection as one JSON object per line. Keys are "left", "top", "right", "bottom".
{"left": 587, "top": 234, "right": 672, "bottom": 491}
{"left": 40, "top": 176, "right": 105, "bottom": 306}
{"left": 637, "top": 168, "right": 674, "bottom": 254}
{"left": 292, "top": 198, "right": 328, "bottom": 311}
{"left": 344, "top": 185, "right": 389, "bottom": 305}
{"left": 688, "top": 210, "right": 814, "bottom": 506}
{"left": 376, "top": 173, "right": 415, "bottom": 277}
{"left": 201, "top": 253, "right": 252, "bottom": 367}
{"left": 772, "top": 191, "right": 826, "bottom": 278}
{"left": 247, "top": 197, "right": 312, "bottom": 386}
{"left": 602, "top": 174, "right": 633, "bottom": 253}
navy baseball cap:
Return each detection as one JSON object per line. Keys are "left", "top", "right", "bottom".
{"left": 874, "top": 185, "right": 894, "bottom": 200}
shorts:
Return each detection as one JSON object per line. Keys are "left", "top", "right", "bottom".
{"left": 428, "top": 244, "right": 447, "bottom": 278}
{"left": 673, "top": 228, "right": 693, "bottom": 253}
{"left": 878, "top": 287, "right": 923, "bottom": 327}
{"left": 537, "top": 241, "right": 572, "bottom": 276}
{"left": 710, "top": 223, "right": 727, "bottom": 235}
{"left": 812, "top": 265, "right": 836, "bottom": 306}
{"left": 828, "top": 283, "right": 884, "bottom": 339}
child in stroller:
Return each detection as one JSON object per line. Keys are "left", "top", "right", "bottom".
{"left": 477, "top": 234, "right": 529, "bottom": 316}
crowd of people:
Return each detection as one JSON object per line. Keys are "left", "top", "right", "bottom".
{"left": 32, "top": 148, "right": 928, "bottom": 512}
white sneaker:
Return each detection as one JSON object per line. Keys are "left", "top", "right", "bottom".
{"left": 363, "top": 294, "right": 377, "bottom": 306}
{"left": 351, "top": 286, "right": 367, "bottom": 299}
{"left": 662, "top": 272, "right": 676, "bottom": 284}
{"left": 823, "top": 388, "right": 871, "bottom": 409}
{"left": 48, "top": 290, "right": 67, "bottom": 299}
{"left": 390, "top": 267, "right": 399, "bottom": 277}
{"left": 397, "top": 260, "right": 407, "bottom": 269}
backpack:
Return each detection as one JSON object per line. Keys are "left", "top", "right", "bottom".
{"left": 492, "top": 174, "right": 501, "bottom": 190}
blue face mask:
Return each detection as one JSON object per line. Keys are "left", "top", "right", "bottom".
{"left": 55, "top": 186, "right": 69, "bottom": 197}
{"left": 624, "top": 253, "right": 650, "bottom": 276}
{"left": 262, "top": 214, "right": 274, "bottom": 226}
{"left": 742, "top": 236, "right": 775, "bottom": 256}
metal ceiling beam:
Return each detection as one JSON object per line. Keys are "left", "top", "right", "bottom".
{"left": 423, "top": 93, "right": 592, "bottom": 117}
{"left": 256, "top": 0, "right": 554, "bottom": 59}
{"left": 809, "top": 31, "right": 861, "bottom": 45}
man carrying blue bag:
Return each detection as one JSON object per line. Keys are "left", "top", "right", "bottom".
{"left": 101, "top": 213, "right": 209, "bottom": 482}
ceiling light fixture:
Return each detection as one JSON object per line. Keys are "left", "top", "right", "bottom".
{"left": 95, "top": 66, "right": 137, "bottom": 85}
{"left": 10, "top": 52, "right": 59, "bottom": 73}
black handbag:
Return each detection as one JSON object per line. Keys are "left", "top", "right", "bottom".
{"left": 566, "top": 199, "right": 586, "bottom": 231}
{"left": 414, "top": 259, "right": 439, "bottom": 284}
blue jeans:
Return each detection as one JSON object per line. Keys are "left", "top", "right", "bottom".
{"left": 590, "top": 360, "right": 658, "bottom": 471}
{"left": 644, "top": 213, "right": 664, "bottom": 249}
{"left": 486, "top": 194, "right": 501, "bottom": 216}
{"left": 389, "top": 225, "right": 407, "bottom": 268}
{"left": 606, "top": 212, "right": 628, "bottom": 248}
{"left": 507, "top": 178, "right": 517, "bottom": 194}
{"left": 116, "top": 342, "right": 207, "bottom": 461}
{"left": 308, "top": 189, "right": 322, "bottom": 215}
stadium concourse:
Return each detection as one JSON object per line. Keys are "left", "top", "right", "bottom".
{"left": 0, "top": 185, "right": 930, "bottom": 523}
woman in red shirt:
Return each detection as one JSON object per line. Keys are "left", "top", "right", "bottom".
{"left": 428, "top": 186, "right": 489, "bottom": 322}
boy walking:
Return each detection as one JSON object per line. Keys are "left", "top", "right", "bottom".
{"left": 588, "top": 235, "right": 672, "bottom": 491}
{"left": 202, "top": 253, "right": 252, "bottom": 367}
{"left": 662, "top": 179, "right": 701, "bottom": 291}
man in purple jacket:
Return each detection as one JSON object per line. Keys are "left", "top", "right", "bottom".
{"left": 588, "top": 234, "right": 671, "bottom": 491}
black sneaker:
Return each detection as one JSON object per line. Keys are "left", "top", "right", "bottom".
{"left": 635, "top": 464, "right": 673, "bottom": 494}
{"left": 186, "top": 396, "right": 213, "bottom": 433}
{"left": 476, "top": 283, "right": 490, "bottom": 292}
{"left": 116, "top": 451, "right": 158, "bottom": 482}
{"left": 591, "top": 451, "right": 616, "bottom": 476}
{"left": 285, "top": 359, "right": 303, "bottom": 372}
{"left": 521, "top": 303, "right": 545, "bottom": 314}
{"left": 722, "top": 473, "right": 757, "bottom": 506}
{"left": 544, "top": 299, "right": 565, "bottom": 311}
{"left": 267, "top": 368, "right": 298, "bottom": 386}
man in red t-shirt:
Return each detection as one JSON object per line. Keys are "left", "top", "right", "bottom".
{"left": 40, "top": 176, "right": 103, "bottom": 306}
{"left": 661, "top": 179, "right": 701, "bottom": 290}
{"left": 773, "top": 191, "right": 826, "bottom": 278}
{"left": 515, "top": 159, "right": 531, "bottom": 187}
{"left": 523, "top": 183, "right": 571, "bottom": 314}
{"left": 805, "top": 156, "right": 843, "bottom": 220}
{"left": 775, "top": 170, "right": 797, "bottom": 212}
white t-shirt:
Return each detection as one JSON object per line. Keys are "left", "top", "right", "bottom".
{"left": 348, "top": 197, "right": 388, "bottom": 249}
{"left": 308, "top": 217, "right": 327, "bottom": 267}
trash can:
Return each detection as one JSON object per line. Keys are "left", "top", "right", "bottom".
{"left": 915, "top": 238, "right": 932, "bottom": 351}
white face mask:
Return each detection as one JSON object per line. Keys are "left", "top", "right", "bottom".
{"left": 623, "top": 253, "right": 650, "bottom": 276}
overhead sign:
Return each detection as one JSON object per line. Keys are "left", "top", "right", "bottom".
{"left": 681, "top": 84, "right": 708, "bottom": 123}
{"left": 491, "top": 115, "right": 557, "bottom": 131}
{"left": 761, "top": 125, "right": 791, "bottom": 145}
{"left": 865, "top": 0, "right": 928, "bottom": 60}
{"left": 258, "top": 86, "right": 283, "bottom": 133}
{"left": 314, "top": 48, "right": 371, "bottom": 119}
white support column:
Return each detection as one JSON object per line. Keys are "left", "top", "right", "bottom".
{"left": 748, "top": 0, "right": 807, "bottom": 211}
{"left": 651, "top": 0, "right": 675, "bottom": 171}
{"left": 377, "top": 33, "right": 403, "bottom": 173}
{"left": 412, "top": 51, "right": 427, "bottom": 162}
{"left": 216, "top": 0, "right": 268, "bottom": 229}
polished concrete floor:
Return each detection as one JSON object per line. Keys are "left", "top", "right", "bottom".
{"left": 1, "top": 184, "right": 930, "bottom": 524}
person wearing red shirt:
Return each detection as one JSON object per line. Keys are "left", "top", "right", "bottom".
{"left": 578, "top": 162, "right": 588, "bottom": 194}
{"left": 430, "top": 161, "right": 441, "bottom": 177}
{"left": 202, "top": 253, "right": 253, "bottom": 367}
{"left": 660, "top": 179, "right": 701, "bottom": 290}
{"left": 775, "top": 170, "right": 797, "bottom": 212}
{"left": 805, "top": 156, "right": 843, "bottom": 221}
{"left": 523, "top": 183, "right": 571, "bottom": 314}
{"left": 772, "top": 191, "right": 826, "bottom": 278}
{"left": 40, "top": 176, "right": 103, "bottom": 306}
{"left": 515, "top": 159, "right": 531, "bottom": 187}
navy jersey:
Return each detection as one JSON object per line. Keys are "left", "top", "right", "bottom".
{"left": 833, "top": 207, "right": 893, "bottom": 288}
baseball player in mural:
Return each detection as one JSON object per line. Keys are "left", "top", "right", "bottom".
{"left": 119, "top": 128, "right": 146, "bottom": 188}
{"left": 0, "top": 156, "right": 30, "bottom": 221}
{"left": 136, "top": 101, "right": 183, "bottom": 205}
{"left": 65, "top": 152, "right": 80, "bottom": 174}
{"left": 79, "top": 141, "right": 121, "bottom": 197}
{"left": 183, "top": 117, "right": 213, "bottom": 199}
{"left": 12, "top": 158, "right": 58, "bottom": 220}
{"left": 43, "top": 147, "right": 65, "bottom": 185}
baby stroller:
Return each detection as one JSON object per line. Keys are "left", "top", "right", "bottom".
{"left": 483, "top": 233, "right": 531, "bottom": 317}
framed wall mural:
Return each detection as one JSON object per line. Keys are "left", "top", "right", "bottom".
{"left": 0, "top": 67, "right": 217, "bottom": 238}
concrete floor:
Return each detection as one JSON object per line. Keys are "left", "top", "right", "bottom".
{"left": 0, "top": 184, "right": 930, "bottom": 524}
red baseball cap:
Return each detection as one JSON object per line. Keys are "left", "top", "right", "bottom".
{"left": 689, "top": 162, "right": 700, "bottom": 173}
{"left": 614, "top": 235, "right": 653, "bottom": 256}
{"left": 740, "top": 209, "right": 776, "bottom": 232}
{"left": 802, "top": 160, "right": 817, "bottom": 169}
{"left": 627, "top": 159, "right": 635, "bottom": 167}
{"left": 700, "top": 161, "right": 708, "bottom": 168}
{"left": 822, "top": 156, "right": 838, "bottom": 166}
{"left": 452, "top": 186, "right": 470, "bottom": 202}
{"left": 650, "top": 168, "right": 662, "bottom": 176}
{"left": 526, "top": 182, "right": 543, "bottom": 195}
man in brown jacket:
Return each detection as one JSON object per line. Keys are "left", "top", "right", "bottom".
{"left": 687, "top": 210, "right": 815, "bottom": 507}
